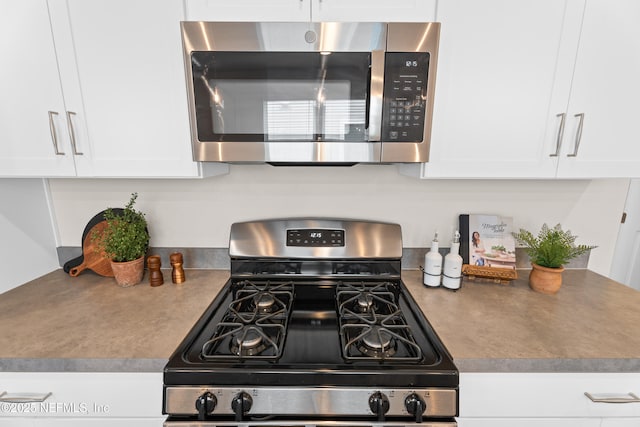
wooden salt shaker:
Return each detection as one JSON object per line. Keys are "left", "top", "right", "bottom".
{"left": 147, "top": 255, "right": 164, "bottom": 287}
{"left": 170, "top": 252, "right": 185, "bottom": 284}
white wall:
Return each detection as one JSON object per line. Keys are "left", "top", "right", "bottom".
{"left": 47, "top": 166, "right": 628, "bottom": 276}
{"left": 0, "top": 179, "right": 59, "bottom": 293}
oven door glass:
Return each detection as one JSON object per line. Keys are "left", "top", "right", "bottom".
{"left": 190, "top": 52, "right": 371, "bottom": 143}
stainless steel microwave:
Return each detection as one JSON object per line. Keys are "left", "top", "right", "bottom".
{"left": 181, "top": 22, "right": 440, "bottom": 165}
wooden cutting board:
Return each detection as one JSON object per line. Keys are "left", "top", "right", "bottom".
{"left": 64, "top": 209, "right": 124, "bottom": 278}
{"left": 68, "top": 220, "right": 113, "bottom": 277}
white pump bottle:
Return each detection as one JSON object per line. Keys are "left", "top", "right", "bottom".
{"left": 442, "top": 230, "right": 463, "bottom": 290}
{"left": 423, "top": 232, "right": 442, "bottom": 287}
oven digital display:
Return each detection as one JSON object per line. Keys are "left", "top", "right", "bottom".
{"left": 287, "top": 229, "right": 345, "bottom": 247}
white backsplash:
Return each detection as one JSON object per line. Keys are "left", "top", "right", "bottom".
{"left": 47, "top": 165, "right": 629, "bottom": 277}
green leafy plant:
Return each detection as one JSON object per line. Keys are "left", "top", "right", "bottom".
{"left": 93, "top": 193, "right": 149, "bottom": 262}
{"left": 512, "top": 223, "right": 596, "bottom": 268}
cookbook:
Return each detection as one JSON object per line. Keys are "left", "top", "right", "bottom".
{"left": 459, "top": 214, "right": 516, "bottom": 269}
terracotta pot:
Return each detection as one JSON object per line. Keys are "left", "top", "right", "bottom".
{"left": 529, "top": 262, "right": 565, "bottom": 295}
{"left": 110, "top": 257, "right": 145, "bottom": 287}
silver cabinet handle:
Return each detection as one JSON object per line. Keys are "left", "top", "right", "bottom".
{"left": 0, "top": 391, "right": 52, "bottom": 403}
{"left": 567, "top": 113, "right": 585, "bottom": 157}
{"left": 66, "top": 111, "right": 83, "bottom": 155}
{"left": 585, "top": 392, "right": 640, "bottom": 403}
{"left": 47, "top": 111, "right": 65, "bottom": 155}
{"left": 550, "top": 112, "right": 566, "bottom": 157}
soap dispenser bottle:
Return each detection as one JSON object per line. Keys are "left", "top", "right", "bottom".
{"left": 423, "top": 232, "right": 442, "bottom": 287}
{"left": 442, "top": 230, "right": 463, "bottom": 290}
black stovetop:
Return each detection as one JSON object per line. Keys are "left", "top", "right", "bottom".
{"left": 164, "top": 277, "right": 458, "bottom": 388}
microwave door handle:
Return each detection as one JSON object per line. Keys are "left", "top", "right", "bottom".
{"left": 368, "top": 50, "right": 385, "bottom": 142}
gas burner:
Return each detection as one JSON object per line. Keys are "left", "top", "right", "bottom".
{"left": 341, "top": 319, "right": 421, "bottom": 361}
{"left": 202, "top": 321, "right": 285, "bottom": 360}
{"left": 230, "top": 327, "right": 267, "bottom": 356}
{"left": 337, "top": 281, "right": 399, "bottom": 319}
{"left": 356, "top": 292, "right": 374, "bottom": 312}
{"left": 358, "top": 326, "right": 397, "bottom": 358}
{"left": 200, "top": 280, "right": 293, "bottom": 360}
{"left": 230, "top": 280, "right": 294, "bottom": 323}
{"left": 252, "top": 293, "right": 276, "bottom": 313}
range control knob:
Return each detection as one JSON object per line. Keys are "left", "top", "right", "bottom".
{"left": 195, "top": 392, "right": 217, "bottom": 420}
{"left": 231, "top": 391, "right": 253, "bottom": 421}
{"left": 368, "top": 391, "right": 390, "bottom": 421}
{"left": 405, "top": 393, "right": 426, "bottom": 423}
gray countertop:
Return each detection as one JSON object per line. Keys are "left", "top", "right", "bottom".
{"left": 1, "top": 268, "right": 639, "bottom": 373}
{"left": 402, "top": 269, "right": 640, "bottom": 372}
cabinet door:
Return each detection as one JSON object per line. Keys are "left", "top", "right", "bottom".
{"left": 1, "top": 419, "right": 164, "bottom": 426}
{"left": 601, "top": 420, "right": 640, "bottom": 427}
{"left": 422, "top": 0, "right": 584, "bottom": 178}
{"left": 0, "top": 0, "right": 76, "bottom": 177}
{"left": 461, "top": 373, "right": 640, "bottom": 418}
{"left": 49, "top": 0, "right": 205, "bottom": 177}
{"left": 185, "top": 0, "right": 435, "bottom": 22}
{"left": 0, "top": 372, "right": 162, "bottom": 419}
{"left": 312, "top": 0, "right": 436, "bottom": 22}
{"left": 185, "top": 0, "right": 310, "bottom": 21}
{"left": 457, "top": 419, "right": 600, "bottom": 427}
{"left": 557, "top": 0, "right": 640, "bottom": 178}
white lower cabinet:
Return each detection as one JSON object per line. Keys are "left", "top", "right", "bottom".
{"left": 0, "top": 372, "right": 164, "bottom": 425}
{"left": 600, "top": 421, "right": 640, "bottom": 427}
{"left": 1, "top": 420, "right": 163, "bottom": 426}
{"left": 458, "top": 419, "right": 600, "bottom": 427}
{"left": 458, "top": 373, "right": 640, "bottom": 425}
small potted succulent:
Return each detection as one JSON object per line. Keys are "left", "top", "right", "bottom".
{"left": 512, "top": 223, "right": 596, "bottom": 295}
{"left": 92, "top": 193, "right": 149, "bottom": 287}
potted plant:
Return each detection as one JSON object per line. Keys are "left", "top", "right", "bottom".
{"left": 92, "top": 193, "right": 149, "bottom": 287}
{"left": 512, "top": 223, "right": 596, "bottom": 295}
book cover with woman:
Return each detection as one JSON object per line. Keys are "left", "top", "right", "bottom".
{"left": 460, "top": 214, "right": 516, "bottom": 269}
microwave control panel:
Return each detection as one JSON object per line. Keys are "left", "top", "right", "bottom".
{"left": 381, "top": 52, "right": 430, "bottom": 142}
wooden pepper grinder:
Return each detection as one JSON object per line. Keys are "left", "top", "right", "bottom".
{"left": 170, "top": 252, "right": 185, "bottom": 284}
{"left": 147, "top": 255, "right": 164, "bottom": 287}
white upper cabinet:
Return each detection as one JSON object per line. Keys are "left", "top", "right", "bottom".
{"left": 0, "top": 0, "right": 76, "bottom": 177}
{"left": 1, "top": 0, "right": 226, "bottom": 178}
{"left": 185, "top": 0, "right": 310, "bottom": 21}
{"left": 408, "top": 0, "right": 640, "bottom": 179}
{"left": 556, "top": 0, "right": 640, "bottom": 178}
{"left": 49, "top": 0, "right": 224, "bottom": 178}
{"left": 414, "top": 0, "right": 582, "bottom": 178}
{"left": 185, "top": 0, "right": 435, "bottom": 22}
{"left": 311, "top": 0, "right": 436, "bottom": 22}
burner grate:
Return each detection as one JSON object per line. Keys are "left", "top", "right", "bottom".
{"left": 201, "top": 280, "right": 293, "bottom": 360}
{"left": 337, "top": 281, "right": 422, "bottom": 362}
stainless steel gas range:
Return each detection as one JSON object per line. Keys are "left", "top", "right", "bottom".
{"left": 163, "top": 218, "right": 459, "bottom": 426}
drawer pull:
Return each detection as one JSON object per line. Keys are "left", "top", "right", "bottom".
{"left": 0, "top": 392, "right": 52, "bottom": 403}
{"left": 585, "top": 392, "right": 640, "bottom": 403}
